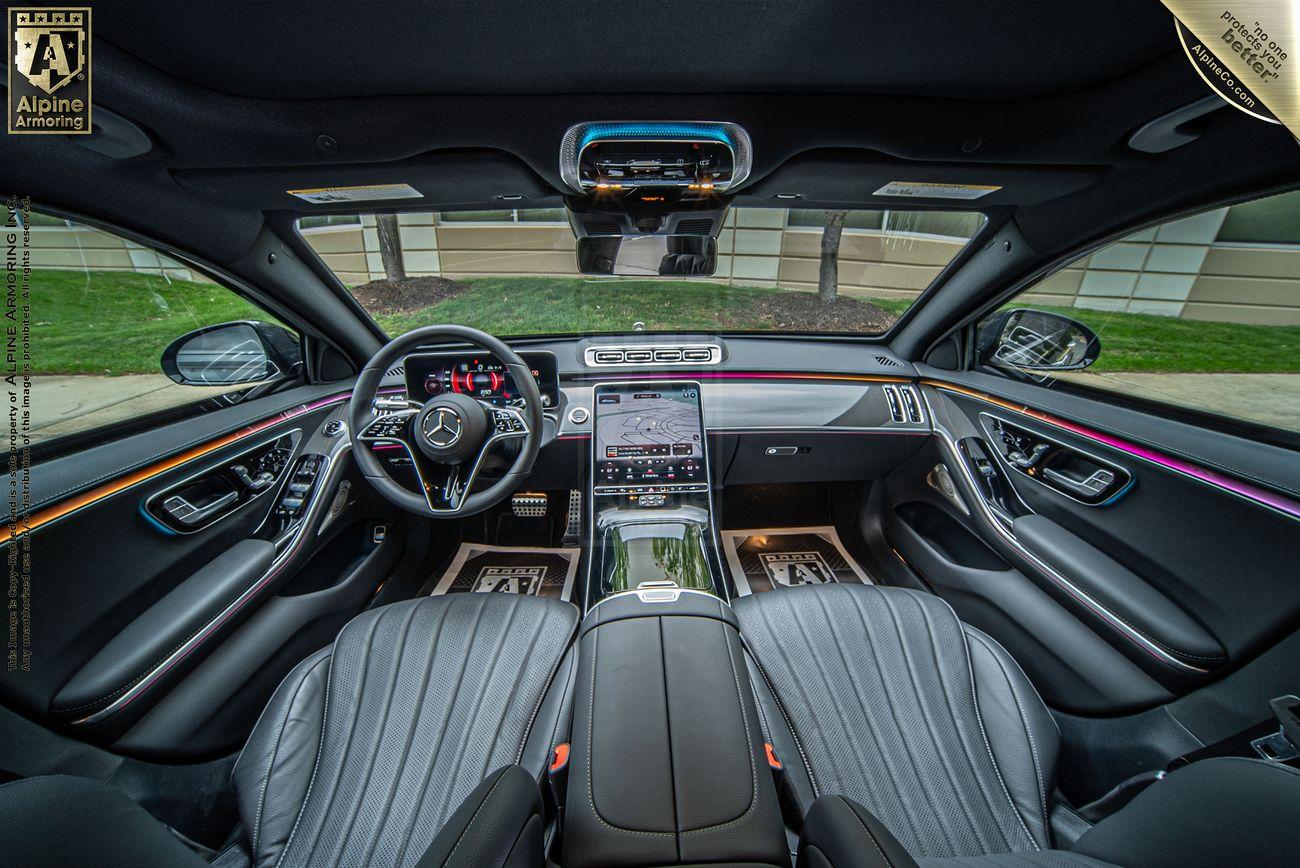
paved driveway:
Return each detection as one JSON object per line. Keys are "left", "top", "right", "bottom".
{"left": 29, "top": 375, "right": 231, "bottom": 443}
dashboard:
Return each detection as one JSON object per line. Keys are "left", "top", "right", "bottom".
{"left": 404, "top": 351, "right": 559, "bottom": 408}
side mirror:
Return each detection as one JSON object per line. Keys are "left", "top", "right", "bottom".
{"left": 977, "top": 309, "right": 1100, "bottom": 372}
{"left": 161, "top": 321, "right": 301, "bottom": 387}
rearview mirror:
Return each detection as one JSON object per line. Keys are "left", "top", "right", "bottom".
{"left": 161, "top": 321, "right": 302, "bottom": 386}
{"left": 576, "top": 235, "right": 718, "bottom": 276}
{"left": 977, "top": 309, "right": 1100, "bottom": 372}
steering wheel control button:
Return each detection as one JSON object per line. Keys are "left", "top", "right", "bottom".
{"left": 492, "top": 409, "right": 527, "bottom": 434}
{"left": 568, "top": 406, "right": 590, "bottom": 425}
{"left": 362, "top": 414, "right": 410, "bottom": 440}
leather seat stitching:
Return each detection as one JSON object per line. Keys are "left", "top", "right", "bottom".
{"left": 444, "top": 769, "right": 509, "bottom": 867}
{"left": 839, "top": 796, "right": 895, "bottom": 868}
{"left": 966, "top": 629, "right": 1049, "bottom": 846}
{"left": 910, "top": 591, "right": 1036, "bottom": 852}
{"left": 514, "top": 607, "right": 579, "bottom": 766}
{"left": 390, "top": 598, "right": 493, "bottom": 867}
{"left": 739, "top": 629, "right": 819, "bottom": 799}
{"left": 914, "top": 590, "right": 1038, "bottom": 851}
{"left": 823, "top": 590, "right": 933, "bottom": 850}
{"left": 358, "top": 603, "right": 452, "bottom": 868}
{"left": 300, "top": 605, "right": 388, "bottom": 865}
{"left": 873, "top": 589, "right": 976, "bottom": 855}
{"left": 753, "top": 597, "right": 832, "bottom": 796}
{"left": 583, "top": 626, "right": 673, "bottom": 837}
{"left": 427, "top": 599, "right": 524, "bottom": 832}
{"left": 275, "top": 612, "right": 349, "bottom": 867}
{"left": 253, "top": 654, "right": 329, "bottom": 856}
{"left": 328, "top": 601, "right": 423, "bottom": 859}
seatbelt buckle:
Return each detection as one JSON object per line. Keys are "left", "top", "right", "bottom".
{"left": 546, "top": 742, "right": 570, "bottom": 829}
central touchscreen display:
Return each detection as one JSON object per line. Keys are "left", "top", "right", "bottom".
{"left": 593, "top": 383, "right": 704, "bottom": 488}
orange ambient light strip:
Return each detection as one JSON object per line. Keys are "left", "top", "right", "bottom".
{"left": 6, "top": 392, "right": 352, "bottom": 543}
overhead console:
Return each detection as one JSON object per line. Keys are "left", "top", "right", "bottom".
{"left": 559, "top": 121, "right": 752, "bottom": 194}
{"left": 560, "top": 121, "right": 752, "bottom": 276}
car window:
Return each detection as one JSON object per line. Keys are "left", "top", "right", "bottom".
{"left": 977, "top": 189, "right": 1300, "bottom": 433}
{"left": 299, "top": 206, "right": 985, "bottom": 337}
{"left": 14, "top": 206, "right": 299, "bottom": 446}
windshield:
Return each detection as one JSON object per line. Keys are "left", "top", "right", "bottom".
{"left": 300, "top": 206, "right": 984, "bottom": 337}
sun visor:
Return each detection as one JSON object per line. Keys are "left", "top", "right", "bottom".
{"left": 170, "top": 150, "right": 555, "bottom": 211}
{"left": 744, "top": 150, "right": 1102, "bottom": 208}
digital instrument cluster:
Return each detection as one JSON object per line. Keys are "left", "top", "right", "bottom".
{"left": 404, "top": 352, "right": 558, "bottom": 408}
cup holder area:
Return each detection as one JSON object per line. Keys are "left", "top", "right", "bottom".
{"left": 894, "top": 501, "right": 1010, "bottom": 572}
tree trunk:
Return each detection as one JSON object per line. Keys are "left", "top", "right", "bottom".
{"left": 375, "top": 214, "right": 406, "bottom": 282}
{"left": 818, "top": 209, "right": 848, "bottom": 304}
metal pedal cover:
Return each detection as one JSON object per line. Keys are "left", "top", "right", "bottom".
{"left": 562, "top": 488, "right": 582, "bottom": 544}
{"left": 511, "top": 492, "right": 548, "bottom": 517}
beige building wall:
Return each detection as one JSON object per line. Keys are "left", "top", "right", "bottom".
{"left": 30, "top": 208, "right": 1300, "bottom": 325}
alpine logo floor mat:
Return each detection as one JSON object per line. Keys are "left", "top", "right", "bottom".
{"left": 431, "top": 543, "right": 580, "bottom": 601}
{"left": 721, "top": 526, "right": 872, "bottom": 596}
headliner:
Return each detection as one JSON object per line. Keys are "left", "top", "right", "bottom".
{"left": 97, "top": 0, "right": 1175, "bottom": 101}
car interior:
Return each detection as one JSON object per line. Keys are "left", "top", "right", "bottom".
{"left": 2, "top": 2, "right": 1300, "bottom": 867}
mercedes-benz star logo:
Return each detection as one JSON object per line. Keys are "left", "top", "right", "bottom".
{"left": 423, "top": 407, "right": 462, "bottom": 448}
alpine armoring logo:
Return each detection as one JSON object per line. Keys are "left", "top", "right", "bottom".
{"left": 7, "top": 7, "right": 91, "bottom": 135}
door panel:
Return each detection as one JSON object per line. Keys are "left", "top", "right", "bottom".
{"left": 887, "top": 370, "right": 1300, "bottom": 714}
{"left": 2, "top": 383, "right": 402, "bottom": 755}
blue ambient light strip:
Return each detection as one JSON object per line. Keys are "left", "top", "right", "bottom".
{"left": 578, "top": 122, "right": 733, "bottom": 151}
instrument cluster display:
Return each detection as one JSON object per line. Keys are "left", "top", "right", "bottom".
{"left": 404, "top": 352, "right": 558, "bottom": 408}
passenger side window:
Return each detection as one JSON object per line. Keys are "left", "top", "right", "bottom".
{"left": 13, "top": 207, "right": 301, "bottom": 447}
{"left": 977, "top": 189, "right": 1300, "bottom": 433}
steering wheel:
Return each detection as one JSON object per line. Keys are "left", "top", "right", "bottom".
{"left": 348, "top": 325, "right": 544, "bottom": 517}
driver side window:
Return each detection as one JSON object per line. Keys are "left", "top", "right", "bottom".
{"left": 12, "top": 206, "right": 301, "bottom": 448}
{"left": 978, "top": 189, "right": 1300, "bottom": 433}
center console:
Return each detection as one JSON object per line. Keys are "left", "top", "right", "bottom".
{"left": 562, "top": 590, "right": 788, "bottom": 868}
{"left": 585, "top": 381, "right": 728, "bottom": 606}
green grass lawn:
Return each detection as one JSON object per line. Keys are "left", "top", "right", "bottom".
{"left": 30, "top": 269, "right": 1300, "bottom": 376}
{"left": 34, "top": 269, "right": 274, "bottom": 375}
{"left": 1017, "top": 304, "right": 1300, "bottom": 374}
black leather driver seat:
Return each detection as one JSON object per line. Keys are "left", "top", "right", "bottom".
{"left": 1, "top": 592, "right": 578, "bottom": 868}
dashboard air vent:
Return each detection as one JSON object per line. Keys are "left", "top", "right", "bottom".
{"left": 585, "top": 343, "right": 721, "bottom": 367}
{"left": 874, "top": 355, "right": 902, "bottom": 368}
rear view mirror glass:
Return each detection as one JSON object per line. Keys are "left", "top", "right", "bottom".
{"left": 576, "top": 235, "right": 718, "bottom": 276}
{"left": 978, "top": 309, "right": 1100, "bottom": 372}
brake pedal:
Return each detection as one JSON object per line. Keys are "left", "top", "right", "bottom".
{"left": 511, "top": 492, "right": 548, "bottom": 517}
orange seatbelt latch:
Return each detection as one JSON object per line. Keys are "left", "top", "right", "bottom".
{"left": 550, "top": 742, "right": 571, "bottom": 774}
{"left": 765, "top": 741, "right": 782, "bottom": 770}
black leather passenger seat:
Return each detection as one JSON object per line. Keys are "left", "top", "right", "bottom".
{"left": 734, "top": 584, "right": 1300, "bottom": 867}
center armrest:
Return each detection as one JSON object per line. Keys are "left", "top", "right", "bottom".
{"left": 563, "top": 590, "right": 790, "bottom": 868}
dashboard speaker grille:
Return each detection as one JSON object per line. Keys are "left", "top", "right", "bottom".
{"left": 874, "top": 355, "right": 902, "bottom": 367}
{"left": 385, "top": 364, "right": 405, "bottom": 378}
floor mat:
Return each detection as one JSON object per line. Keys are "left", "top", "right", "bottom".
{"left": 430, "top": 543, "right": 580, "bottom": 601}
{"left": 721, "top": 526, "right": 872, "bottom": 596}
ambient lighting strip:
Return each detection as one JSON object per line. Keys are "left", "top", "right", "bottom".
{"left": 576, "top": 370, "right": 912, "bottom": 385}
{"left": 926, "top": 381, "right": 1300, "bottom": 522}
{"left": 5, "top": 392, "right": 353, "bottom": 543}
